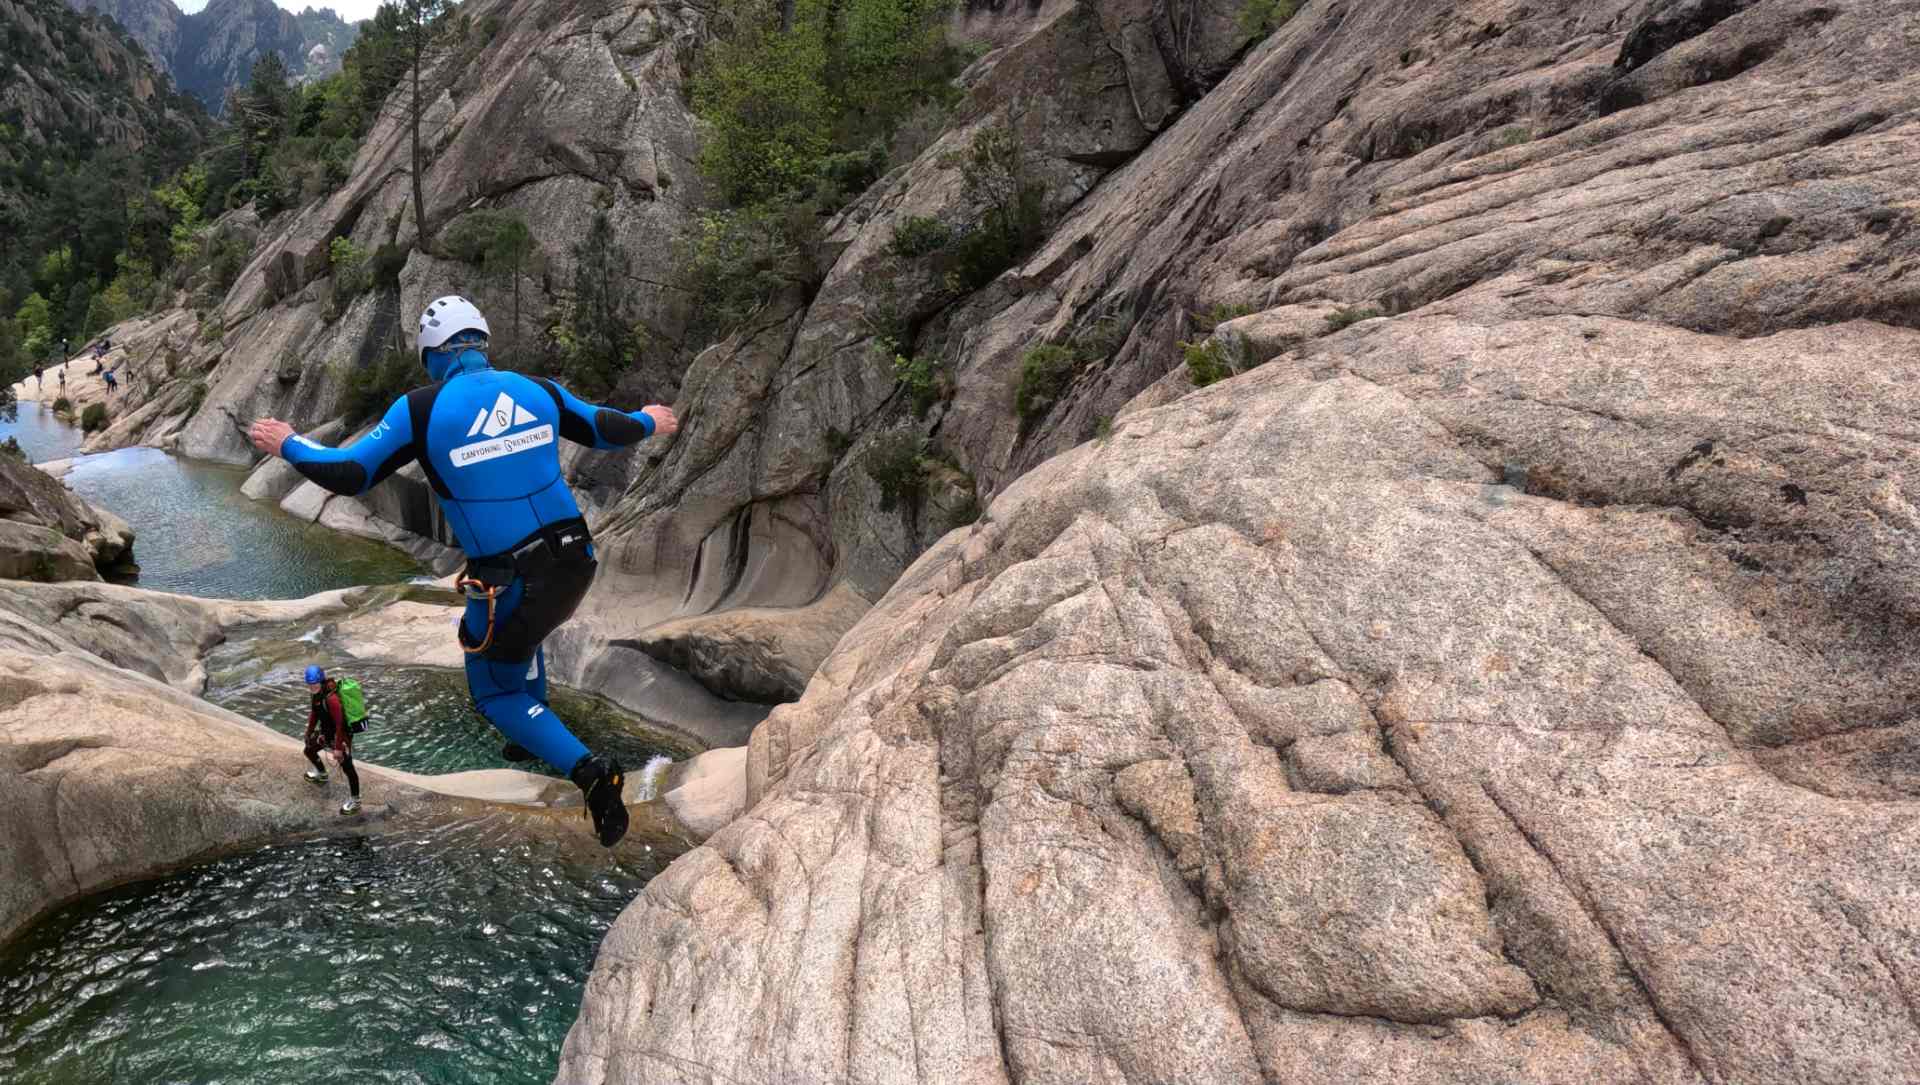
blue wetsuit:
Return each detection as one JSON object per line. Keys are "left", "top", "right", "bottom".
{"left": 281, "top": 349, "right": 655, "bottom": 773}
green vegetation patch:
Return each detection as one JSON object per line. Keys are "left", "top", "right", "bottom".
{"left": 890, "top": 216, "right": 953, "bottom": 259}
{"left": 1182, "top": 337, "right": 1246, "bottom": 388}
{"left": 864, "top": 429, "right": 928, "bottom": 512}
{"left": 1015, "top": 344, "right": 1080, "bottom": 421}
{"left": 1238, "top": 0, "right": 1299, "bottom": 43}
{"left": 1325, "top": 306, "right": 1384, "bottom": 333}
{"left": 339, "top": 348, "right": 418, "bottom": 428}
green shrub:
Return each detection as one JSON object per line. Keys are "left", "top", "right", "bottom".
{"left": 694, "top": 25, "right": 836, "bottom": 206}
{"left": 677, "top": 206, "right": 806, "bottom": 350}
{"left": 891, "top": 348, "right": 944, "bottom": 419}
{"left": 340, "top": 348, "right": 418, "bottom": 428}
{"left": 51, "top": 396, "right": 72, "bottom": 413}
{"left": 811, "top": 143, "right": 889, "bottom": 211}
{"left": 183, "top": 379, "right": 208, "bottom": 416}
{"left": 441, "top": 211, "right": 533, "bottom": 277}
{"left": 1325, "top": 306, "right": 1383, "bottom": 333}
{"left": 947, "top": 124, "right": 1046, "bottom": 293}
{"left": 1182, "top": 338, "right": 1239, "bottom": 388}
{"left": 370, "top": 242, "right": 410, "bottom": 289}
{"left": 328, "top": 236, "right": 371, "bottom": 309}
{"left": 1093, "top": 415, "right": 1114, "bottom": 443}
{"left": 890, "top": 215, "right": 952, "bottom": 259}
{"left": 1495, "top": 125, "right": 1531, "bottom": 148}
{"left": 1015, "top": 344, "right": 1079, "bottom": 421}
{"left": 824, "top": 426, "right": 853, "bottom": 457}
{"left": 1238, "top": 0, "right": 1299, "bottom": 42}
{"left": 80, "top": 402, "right": 108, "bottom": 432}
{"left": 0, "top": 436, "right": 25, "bottom": 461}
{"left": 692, "top": 0, "right": 962, "bottom": 207}
{"left": 209, "top": 235, "right": 250, "bottom": 293}
{"left": 1196, "top": 302, "right": 1254, "bottom": 331}
{"left": 1071, "top": 317, "right": 1127, "bottom": 364}
{"left": 864, "top": 429, "right": 927, "bottom": 512}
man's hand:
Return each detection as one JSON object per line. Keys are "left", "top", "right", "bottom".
{"left": 642, "top": 405, "right": 679, "bottom": 438}
{"left": 249, "top": 417, "right": 295, "bottom": 457}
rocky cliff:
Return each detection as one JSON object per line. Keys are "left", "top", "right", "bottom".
{"left": 0, "top": 0, "right": 206, "bottom": 153}
{"left": 554, "top": 0, "right": 1920, "bottom": 1082}
{"left": 0, "top": 448, "right": 133, "bottom": 580}
{"left": 65, "top": 0, "right": 358, "bottom": 111}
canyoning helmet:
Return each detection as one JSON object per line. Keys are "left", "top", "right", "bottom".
{"left": 304, "top": 664, "right": 325, "bottom": 685}
{"left": 418, "top": 296, "right": 490, "bottom": 376}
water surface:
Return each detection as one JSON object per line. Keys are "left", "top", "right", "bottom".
{"left": 0, "top": 822, "right": 657, "bottom": 1085}
{"left": 0, "top": 401, "right": 86, "bottom": 463}
{"left": 206, "top": 661, "right": 693, "bottom": 782}
{"left": 62, "top": 447, "right": 422, "bottom": 599}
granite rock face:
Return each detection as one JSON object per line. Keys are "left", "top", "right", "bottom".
{"left": 563, "top": 310, "right": 1920, "bottom": 1085}
{"left": 558, "top": 1, "right": 1920, "bottom": 1082}
{"left": 0, "top": 453, "right": 134, "bottom": 581}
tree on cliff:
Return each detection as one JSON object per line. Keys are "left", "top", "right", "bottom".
{"left": 400, "top": 0, "right": 449, "bottom": 245}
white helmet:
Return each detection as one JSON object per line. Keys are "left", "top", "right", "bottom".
{"left": 418, "top": 295, "right": 489, "bottom": 360}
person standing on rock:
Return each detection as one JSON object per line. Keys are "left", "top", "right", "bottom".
{"left": 246, "top": 296, "right": 679, "bottom": 847}
{"left": 302, "top": 664, "right": 362, "bottom": 815}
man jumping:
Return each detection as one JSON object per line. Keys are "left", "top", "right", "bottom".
{"left": 248, "top": 296, "right": 678, "bottom": 846}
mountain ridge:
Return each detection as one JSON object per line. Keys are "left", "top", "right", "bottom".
{"left": 66, "top": 0, "right": 356, "bottom": 110}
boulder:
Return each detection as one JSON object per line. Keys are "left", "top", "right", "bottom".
{"left": 660, "top": 745, "right": 748, "bottom": 842}
{"left": 0, "top": 452, "right": 137, "bottom": 581}
{"left": 630, "top": 581, "right": 872, "bottom": 703}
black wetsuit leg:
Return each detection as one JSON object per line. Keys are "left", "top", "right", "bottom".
{"left": 337, "top": 749, "right": 361, "bottom": 797}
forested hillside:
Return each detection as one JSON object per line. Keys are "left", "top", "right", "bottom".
{"left": 0, "top": 0, "right": 405, "bottom": 390}
{"left": 0, "top": 0, "right": 210, "bottom": 379}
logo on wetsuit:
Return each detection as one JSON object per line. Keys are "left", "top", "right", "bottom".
{"left": 450, "top": 391, "right": 553, "bottom": 467}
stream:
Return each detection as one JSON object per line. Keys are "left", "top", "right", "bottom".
{"left": 0, "top": 821, "right": 659, "bottom": 1084}
{"left": 0, "top": 404, "right": 688, "bottom": 1083}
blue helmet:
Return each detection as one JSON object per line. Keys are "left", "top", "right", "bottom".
{"left": 304, "top": 664, "right": 325, "bottom": 684}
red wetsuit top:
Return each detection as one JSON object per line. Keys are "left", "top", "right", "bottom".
{"left": 307, "top": 683, "right": 350, "bottom": 754}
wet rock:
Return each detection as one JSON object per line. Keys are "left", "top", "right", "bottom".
{"left": 660, "top": 745, "right": 747, "bottom": 842}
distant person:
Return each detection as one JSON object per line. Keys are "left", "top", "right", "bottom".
{"left": 301, "top": 665, "right": 361, "bottom": 815}
{"left": 57, "top": 369, "right": 65, "bottom": 393}
{"left": 32, "top": 366, "right": 41, "bottom": 389}
{"left": 248, "top": 296, "right": 679, "bottom": 847}
{"left": 101, "top": 368, "right": 118, "bottom": 394}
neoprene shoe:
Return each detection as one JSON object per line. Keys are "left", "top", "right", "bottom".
{"left": 340, "top": 796, "right": 361, "bottom": 815}
{"left": 304, "top": 768, "right": 327, "bottom": 784}
{"left": 570, "top": 754, "right": 628, "bottom": 848}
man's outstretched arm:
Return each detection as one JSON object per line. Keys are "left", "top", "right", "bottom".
{"left": 248, "top": 396, "right": 419, "bottom": 497}
{"left": 533, "top": 378, "right": 678, "bottom": 449}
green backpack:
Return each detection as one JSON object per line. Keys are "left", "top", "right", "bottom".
{"left": 336, "top": 677, "right": 370, "bottom": 734}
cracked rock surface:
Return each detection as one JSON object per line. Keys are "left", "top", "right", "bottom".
{"left": 560, "top": 0, "right": 1920, "bottom": 1067}
{"left": 563, "top": 306, "right": 1920, "bottom": 1083}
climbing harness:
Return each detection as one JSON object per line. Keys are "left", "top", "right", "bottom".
{"left": 457, "top": 573, "right": 506, "bottom": 654}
